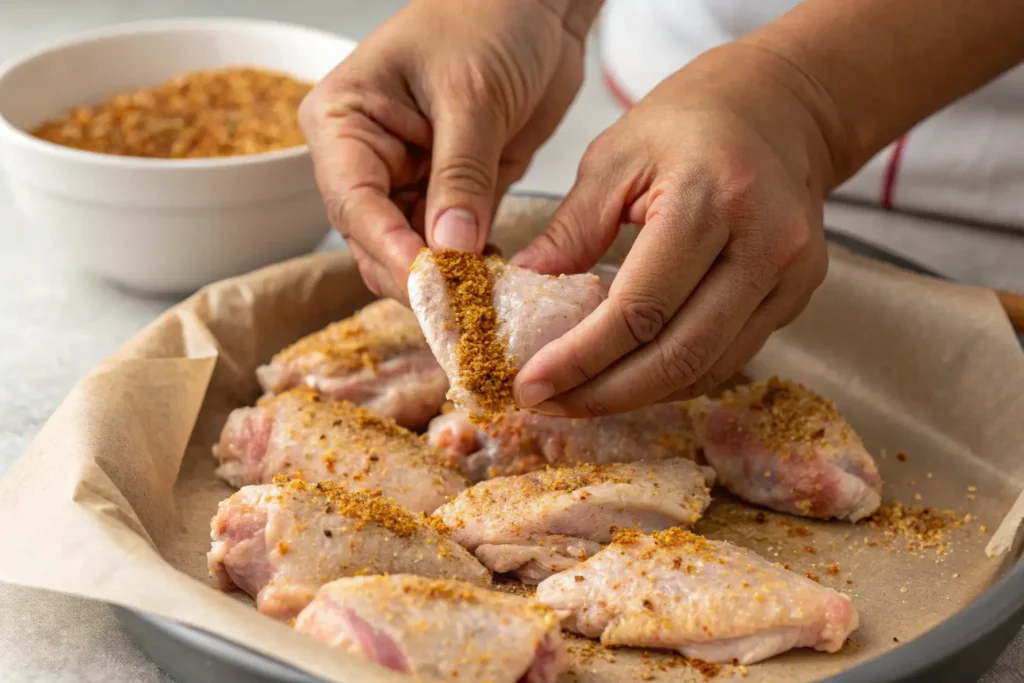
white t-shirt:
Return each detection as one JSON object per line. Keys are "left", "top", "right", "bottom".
{"left": 599, "top": 0, "right": 1024, "bottom": 231}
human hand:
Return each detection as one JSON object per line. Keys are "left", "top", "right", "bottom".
{"left": 510, "top": 43, "right": 842, "bottom": 416}
{"left": 299, "top": 0, "right": 602, "bottom": 302}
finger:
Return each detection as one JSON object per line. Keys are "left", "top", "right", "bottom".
{"left": 337, "top": 184, "right": 426, "bottom": 303}
{"left": 537, "top": 254, "right": 776, "bottom": 417}
{"left": 513, "top": 186, "right": 729, "bottom": 407}
{"left": 425, "top": 105, "right": 506, "bottom": 253}
{"left": 346, "top": 241, "right": 385, "bottom": 298}
{"left": 661, "top": 280, "right": 814, "bottom": 402}
{"left": 509, "top": 150, "right": 629, "bottom": 276}
{"left": 305, "top": 120, "right": 425, "bottom": 297}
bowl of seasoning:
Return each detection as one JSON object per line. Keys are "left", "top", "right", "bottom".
{"left": 0, "top": 18, "right": 354, "bottom": 294}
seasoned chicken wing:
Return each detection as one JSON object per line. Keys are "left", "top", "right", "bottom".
{"left": 256, "top": 299, "right": 448, "bottom": 427}
{"left": 428, "top": 403, "right": 699, "bottom": 481}
{"left": 536, "top": 528, "right": 858, "bottom": 665}
{"left": 690, "top": 377, "right": 882, "bottom": 521}
{"left": 408, "top": 249, "right": 604, "bottom": 418}
{"left": 435, "top": 460, "right": 714, "bottom": 583}
{"left": 212, "top": 388, "right": 465, "bottom": 513}
{"left": 208, "top": 479, "right": 490, "bottom": 621}
{"left": 295, "top": 575, "right": 566, "bottom": 683}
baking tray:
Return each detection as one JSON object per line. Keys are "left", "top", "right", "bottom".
{"left": 111, "top": 199, "right": 1024, "bottom": 683}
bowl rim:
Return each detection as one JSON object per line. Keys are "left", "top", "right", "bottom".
{"left": 0, "top": 17, "right": 356, "bottom": 170}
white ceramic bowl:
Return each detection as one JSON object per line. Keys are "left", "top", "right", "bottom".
{"left": 0, "top": 18, "right": 355, "bottom": 294}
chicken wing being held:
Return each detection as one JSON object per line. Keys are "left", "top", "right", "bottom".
{"left": 408, "top": 249, "right": 604, "bottom": 419}
{"left": 535, "top": 528, "right": 858, "bottom": 665}
{"left": 208, "top": 478, "right": 490, "bottom": 622}
{"left": 256, "top": 299, "right": 448, "bottom": 428}
{"left": 435, "top": 460, "right": 715, "bottom": 583}
{"left": 689, "top": 377, "right": 882, "bottom": 521}
{"left": 212, "top": 388, "right": 465, "bottom": 513}
{"left": 294, "top": 575, "right": 566, "bottom": 683}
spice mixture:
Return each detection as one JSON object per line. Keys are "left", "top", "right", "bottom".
{"left": 270, "top": 299, "right": 427, "bottom": 374}
{"left": 271, "top": 474, "right": 450, "bottom": 537}
{"left": 432, "top": 250, "right": 518, "bottom": 416}
{"left": 31, "top": 66, "right": 310, "bottom": 158}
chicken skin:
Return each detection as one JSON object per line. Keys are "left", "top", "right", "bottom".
{"left": 536, "top": 528, "right": 858, "bottom": 665}
{"left": 294, "top": 575, "right": 566, "bottom": 683}
{"left": 212, "top": 388, "right": 465, "bottom": 513}
{"left": 256, "top": 299, "right": 448, "bottom": 428}
{"left": 435, "top": 460, "right": 715, "bottom": 583}
{"left": 208, "top": 479, "right": 490, "bottom": 621}
{"left": 408, "top": 249, "right": 604, "bottom": 418}
{"left": 427, "top": 404, "right": 700, "bottom": 481}
{"left": 689, "top": 377, "right": 882, "bottom": 521}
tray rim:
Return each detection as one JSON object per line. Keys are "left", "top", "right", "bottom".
{"left": 113, "top": 191, "right": 1024, "bottom": 683}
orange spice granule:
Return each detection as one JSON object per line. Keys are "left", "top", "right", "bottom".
{"left": 432, "top": 250, "right": 518, "bottom": 417}
{"left": 897, "top": 451, "right": 908, "bottom": 461}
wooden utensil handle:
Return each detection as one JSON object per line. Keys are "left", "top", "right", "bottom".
{"left": 996, "top": 290, "right": 1024, "bottom": 333}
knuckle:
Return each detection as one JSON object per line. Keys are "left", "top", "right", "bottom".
{"left": 529, "top": 213, "right": 590, "bottom": 273}
{"left": 775, "top": 218, "right": 816, "bottom": 269}
{"left": 322, "top": 194, "right": 350, "bottom": 234}
{"left": 656, "top": 338, "right": 709, "bottom": 389}
{"left": 579, "top": 134, "right": 614, "bottom": 176}
{"left": 807, "top": 243, "right": 829, "bottom": 287}
{"left": 615, "top": 292, "right": 672, "bottom": 345}
{"left": 296, "top": 90, "right": 321, "bottom": 135}
{"left": 433, "top": 153, "right": 495, "bottom": 198}
{"left": 582, "top": 398, "right": 610, "bottom": 418}
{"left": 717, "top": 166, "right": 758, "bottom": 213}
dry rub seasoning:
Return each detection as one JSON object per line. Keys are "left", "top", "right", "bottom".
{"left": 432, "top": 250, "right": 518, "bottom": 417}
{"left": 272, "top": 474, "right": 450, "bottom": 537}
{"left": 31, "top": 66, "right": 310, "bottom": 158}
{"left": 271, "top": 299, "right": 426, "bottom": 374}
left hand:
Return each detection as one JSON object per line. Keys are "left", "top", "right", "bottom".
{"left": 509, "top": 42, "right": 838, "bottom": 417}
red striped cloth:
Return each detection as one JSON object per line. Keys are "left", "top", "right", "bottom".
{"left": 598, "top": 0, "right": 1024, "bottom": 231}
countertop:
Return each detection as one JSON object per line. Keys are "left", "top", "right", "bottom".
{"left": 0, "top": 1, "right": 1021, "bottom": 681}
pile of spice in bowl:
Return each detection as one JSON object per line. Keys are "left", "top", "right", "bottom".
{"left": 0, "top": 18, "right": 354, "bottom": 294}
{"left": 31, "top": 67, "right": 312, "bottom": 159}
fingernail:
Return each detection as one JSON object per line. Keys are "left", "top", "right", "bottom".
{"left": 518, "top": 382, "right": 556, "bottom": 409}
{"left": 532, "top": 400, "right": 568, "bottom": 417}
{"left": 433, "top": 208, "right": 479, "bottom": 252}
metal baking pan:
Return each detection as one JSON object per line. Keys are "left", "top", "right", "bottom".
{"left": 112, "top": 196, "right": 1024, "bottom": 683}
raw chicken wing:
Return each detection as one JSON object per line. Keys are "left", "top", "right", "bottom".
{"left": 690, "top": 378, "right": 882, "bottom": 521}
{"left": 536, "top": 528, "right": 858, "bottom": 664}
{"left": 428, "top": 403, "right": 699, "bottom": 480}
{"left": 212, "top": 388, "right": 465, "bottom": 513}
{"left": 408, "top": 249, "right": 604, "bottom": 417}
{"left": 295, "top": 575, "right": 566, "bottom": 683}
{"left": 208, "top": 478, "right": 490, "bottom": 621}
{"left": 436, "top": 460, "right": 714, "bottom": 583}
{"left": 256, "top": 299, "right": 447, "bottom": 427}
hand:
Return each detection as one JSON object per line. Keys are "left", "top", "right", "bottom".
{"left": 299, "top": 0, "right": 601, "bottom": 302}
{"left": 510, "top": 43, "right": 839, "bottom": 416}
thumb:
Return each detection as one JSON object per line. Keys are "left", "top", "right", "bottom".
{"left": 510, "top": 166, "right": 625, "bottom": 276}
{"left": 426, "top": 106, "right": 505, "bottom": 253}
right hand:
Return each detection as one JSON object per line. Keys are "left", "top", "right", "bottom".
{"left": 299, "top": 0, "right": 600, "bottom": 301}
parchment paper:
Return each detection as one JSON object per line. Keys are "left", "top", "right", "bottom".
{"left": 0, "top": 196, "right": 1022, "bottom": 683}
